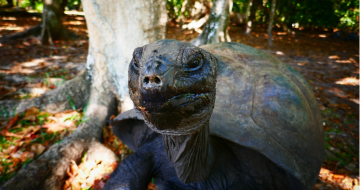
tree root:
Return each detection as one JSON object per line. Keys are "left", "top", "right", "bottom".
{"left": 0, "top": 87, "right": 118, "bottom": 190}
{"left": 0, "top": 25, "right": 42, "bottom": 43}
{"left": 0, "top": 25, "right": 78, "bottom": 44}
{"left": 0, "top": 70, "right": 91, "bottom": 120}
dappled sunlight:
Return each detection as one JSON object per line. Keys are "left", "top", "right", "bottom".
{"left": 63, "top": 156, "right": 118, "bottom": 190}
{"left": 336, "top": 77, "right": 360, "bottom": 86}
{"left": 276, "top": 32, "right": 287, "bottom": 35}
{"left": 64, "top": 10, "right": 85, "bottom": 16}
{"left": 0, "top": 56, "right": 74, "bottom": 75}
{"left": 275, "top": 51, "right": 284, "bottom": 55}
{"left": 329, "top": 55, "right": 340, "bottom": 59}
{"left": 0, "top": 108, "right": 83, "bottom": 182}
{"left": 335, "top": 59, "right": 357, "bottom": 64}
{"left": 0, "top": 26, "right": 23, "bottom": 31}
{"left": 317, "top": 167, "right": 360, "bottom": 190}
{"left": 1, "top": 16, "right": 17, "bottom": 20}
{"left": 349, "top": 98, "right": 359, "bottom": 104}
{"left": 0, "top": 6, "right": 358, "bottom": 189}
{"left": 63, "top": 20, "right": 84, "bottom": 26}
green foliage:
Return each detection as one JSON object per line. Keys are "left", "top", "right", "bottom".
{"left": 166, "top": 0, "right": 358, "bottom": 31}
{"left": 232, "top": 0, "right": 248, "bottom": 13}
{"left": 66, "top": 0, "right": 81, "bottom": 10}
{"left": 19, "top": 0, "right": 43, "bottom": 12}
{"left": 276, "top": 0, "right": 358, "bottom": 31}
{"left": 167, "top": 0, "right": 185, "bottom": 19}
{"left": 67, "top": 94, "right": 76, "bottom": 110}
{"left": 335, "top": 0, "right": 359, "bottom": 31}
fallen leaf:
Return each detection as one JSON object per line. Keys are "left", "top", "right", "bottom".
{"left": 93, "top": 179, "right": 105, "bottom": 190}
{"left": 42, "top": 120, "right": 76, "bottom": 133}
{"left": 1, "top": 130, "right": 24, "bottom": 138}
{"left": 53, "top": 110, "right": 80, "bottom": 122}
{"left": 70, "top": 160, "right": 79, "bottom": 176}
{"left": 20, "top": 151, "right": 34, "bottom": 162}
{"left": 148, "top": 182, "right": 157, "bottom": 190}
{"left": 10, "top": 150, "right": 23, "bottom": 159}
{"left": 3, "top": 114, "right": 19, "bottom": 130}
{"left": 30, "top": 143, "right": 45, "bottom": 156}
{"left": 23, "top": 107, "right": 39, "bottom": 121}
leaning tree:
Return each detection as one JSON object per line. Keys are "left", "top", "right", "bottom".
{"left": 0, "top": 0, "right": 167, "bottom": 189}
{"left": 1, "top": 0, "right": 72, "bottom": 44}
{"left": 190, "top": 0, "right": 233, "bottom": 46}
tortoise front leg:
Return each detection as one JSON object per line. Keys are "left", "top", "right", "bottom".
{"left": 103, "top": 150, "right": 154, "bottom": 190}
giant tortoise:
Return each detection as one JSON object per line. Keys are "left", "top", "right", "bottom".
{"left": 104, "top": 39, "right": 324, "bottom": 190}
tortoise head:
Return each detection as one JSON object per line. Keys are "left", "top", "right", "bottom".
{"left": 128, "top": 39, "right": 218, "bottom": 135}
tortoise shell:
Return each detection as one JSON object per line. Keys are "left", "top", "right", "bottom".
{"left": 200, "top": 42, "right": 324, "bottom": 189}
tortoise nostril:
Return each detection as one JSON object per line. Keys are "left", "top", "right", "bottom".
{"left": 144, "top": 77, "right": 150, "bottom": 84}
{"left": 154, "top": 77, "right": 161, "bottom": 84}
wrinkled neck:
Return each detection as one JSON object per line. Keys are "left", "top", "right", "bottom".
{"left": 162, "top": 122, "right": 215, "bottom": 184}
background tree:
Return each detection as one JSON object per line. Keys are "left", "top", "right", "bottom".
{"left": 267, "top": 0, "right": 275, "bottom": 46}
{"left": 0, "top": 0, "right": 72, "bottom": 44}
{"left": 0, "top": 0, "right": 167, "bottom": 189}
{"left": 244, "top": 0, "right": 253, "bottom": 35}
{"left": 5, "top": 0, "right": 13, "bottom": 7}
{"left": 191, "top": 0, "right": 232, "bottom": 46}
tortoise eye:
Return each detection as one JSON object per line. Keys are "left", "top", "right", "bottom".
{"left": 185, "top": 55, "right": 203, "bottom": 72}
{"left": 133, "top": 56, "right": 139, "bottom": 69}
{"left": 132, "top": 47, "right": 143, "bottom": 69}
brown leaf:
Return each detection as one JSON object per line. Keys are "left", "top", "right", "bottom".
{"left": 148, "top": 182, "right": 158, "bottom": 190}
{"left": 1, "top": 130, "right": 24, "bottom": 138}
{"left": 3, "top": 114, "right": 19, "bottom": 130}
{"left": 332, "top": 174, "right": 345, "bottom": 179}
{"left": 19, "top": 151, "right": 34, "bottom": 162}
{"left": 93, "top": 179, "right": 105, "bottom": 190}
{"left": 70, "top": 160, "right": 79, "bottom": 176}
{"left": 42, "top": 120, "right": 76, "bottom": 133}
{"left": 53, "top": 110, "right": 80, "bottom": 122}
{"left": 30, "top": 143, "right": 45, "bottom": 156}
{"left": 23, "top": 107, "right": 39, "bottom": 121}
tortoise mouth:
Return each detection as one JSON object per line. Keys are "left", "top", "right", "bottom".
{"left": 137, "top": 92, "right": 212, "bottom": 113}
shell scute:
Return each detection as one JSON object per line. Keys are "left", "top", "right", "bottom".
{"left": 202, "top": 42, "right": 323, "bottom": 189}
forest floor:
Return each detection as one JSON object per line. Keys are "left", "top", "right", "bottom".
{"left": 0, "top": 13, "right": 359, "bottom": 190}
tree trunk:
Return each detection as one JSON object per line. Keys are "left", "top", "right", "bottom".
{"left": 267, "top": 0, "right": 276, "bottom": 47}
{"left": 41, "top": 0, "right": 63, "bottom": 45}
{"left": 0, "top": 0, "right": 74, "bottom": 43}
{"left": 191, "top": 0, "right": 233, "bottom": 46}
{"left": 178, "top": 0, "right": 196, "bottom": 21}
{"left": 30, "top": 0, "right": 36, "bottom": 9}
{"left": 245, "top": 0, "right": 253, "bottom": 35}
{"left": 6, "top": 0, "right": 13, "bottom": 7}
{"left": 83, "top": 0, "right": 167, "bottom": 113}
{"left": 60, "top": 0, "right": 68, "bottom": 15}
{"left": 0, "top": 0, "right": 167, "bottom": 189}
{"left": 254, "top": 0, "right": 291, "bottom": 33}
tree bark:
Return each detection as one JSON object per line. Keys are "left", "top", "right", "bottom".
{"left": 0, "top": 0, "right": 72, "bottom": 43}
{"left": 245, "top": 0, "right": 253, "bottom": 35}
{"left": 60, "top": 0, "right": 68, "bottom": 15}
{"left": 254, "top": 0, "right": 291, "bottom": 33}
{"left": 41, "top": 0, "right": 63, "bottom": 45}
{"left": 178, "top": 0, "right": 195, "bottom": 25}
{"left": 191, "top": 0, "right": 233, "bottom": 46}
{"left": 267, "top": 0, "right": 276, "bottom": 47}
{"left": 83, "top": 0, "right": 167, "bottom": 113}
{"left": 6, "top": 0, "right": 13, "bottom": 7}
{"left": 0, "top": 0, "right": 167, "bottom": 189}
{"left": 0, "top": 70, "right": 90, "bottom": 120}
